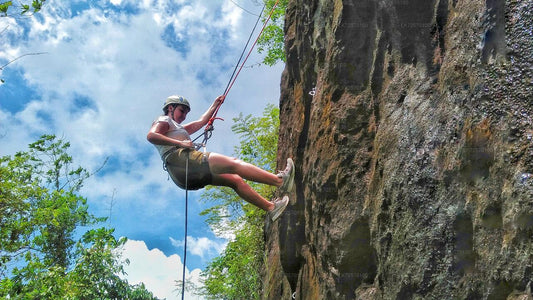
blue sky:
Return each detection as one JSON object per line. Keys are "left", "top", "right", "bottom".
{"left": 0, "top": 0, "right": 283, "bottom": 299}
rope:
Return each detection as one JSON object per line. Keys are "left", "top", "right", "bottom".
{"left": 192, "top": 0, "right": 281, "bottom": 148}
{"left": 223, "top": 5, "right": 266, "bottom": 97}
{"left": 223, "top": 0, "right": 281, "bottom": 98}
{"left": 181, "top": 2, "right": 281, "bottom": 296}
{"left": 181, "top": 156, "right": 189, "bottom": 300}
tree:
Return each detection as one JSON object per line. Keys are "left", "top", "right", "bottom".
{"left": 198, "top": 104, "right": 279, "bottom": 299}
{"left": 0, "top": 135, "right": 158, "bottom": 299}
{"left": 257, "top": 0, "right": 288, "bottom": 66}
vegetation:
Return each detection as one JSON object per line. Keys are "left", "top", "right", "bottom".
{"left": 197, "top": 1, "right": 287, "bottom": 297}
{"left": 258, "top": 0, "right": 288, "bottom": 66}
{"left": 198, "top": 104, "right": 280, "bottom": 299}
{"left": 1, "top": 1, "right": 287, "bottom": 298}
{"left": 0, "top": 135, "right": 158, "bottom": 299}
{"left": 0, "top": 0, "right": 45, "bottom": 16}
{"left": 1, "top": 0, "right": 48, "bottom": 83}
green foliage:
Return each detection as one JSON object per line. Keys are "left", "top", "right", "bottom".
{"left": 21, "top": 0, "right": 45, "bottom": 15}
{"left": 200, "top": 104, "right": 279, "bottom": 233}
{"left": 0, "top": 0, "right": 45, "bottom": 16}
{"left": 1, "top": 0, "right": 47, "bottom": 83}
{"left": 0, "top": 1, "right": 12, "bottom": 16}
{"left": 231, "top": 103, "right": 280, "bottom": 170}
{"left": 0, "top": 135, "right": 158, "bottom": 299}
{"left": 198, "top": 104, "right": 279, "bottom": 299}
{"left": 199, "top": 219, "right": 265, "bottom": 299}
{"left": 258, "top": 0, "right": 288, "bottom": 66}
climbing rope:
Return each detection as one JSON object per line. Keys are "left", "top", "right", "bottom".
{"left": 192, "top": 0, "right": 281, "bottom": 150}
{"left": 181, "top": 157, "right": 189, "bottom": 300}
{"left": 180, "top": 2, "right": 281, "bottom": 299}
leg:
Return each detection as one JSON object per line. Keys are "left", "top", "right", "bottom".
{"left": 208, "top": 153, "right": 282, "bottom": 187}
{"left": 211, "top": 173, "right": 274, "bottom": 211}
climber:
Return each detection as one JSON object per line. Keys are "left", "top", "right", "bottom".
{"left": 147, "top": 95, "right": 294, "bottom": 221}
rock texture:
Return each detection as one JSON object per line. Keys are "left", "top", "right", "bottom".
{"left": 263, "top": 0, "right": 532, "bottom": 299}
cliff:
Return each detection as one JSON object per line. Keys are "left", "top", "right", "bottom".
{"left": 264, "top": 0, "right": 532, "bottom": 299}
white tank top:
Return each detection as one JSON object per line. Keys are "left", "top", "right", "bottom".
{"left": 152, "top": 115, "right": 191, "bottom": 159}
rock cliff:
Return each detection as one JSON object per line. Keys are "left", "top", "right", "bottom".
{"left": 264, "top": 0, "right": 532, "bottom": 299}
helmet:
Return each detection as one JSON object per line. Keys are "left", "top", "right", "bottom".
{"left": 163, "top": 95, "right": 191, "bottom": 112}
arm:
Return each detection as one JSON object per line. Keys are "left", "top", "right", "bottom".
{"left": 147, "top": 121, "right": 194, "bottom": 148}
{"left": 183, "top": 95, "right": 225, "bottom": 134}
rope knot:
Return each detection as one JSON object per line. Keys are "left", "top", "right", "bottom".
{"left": 207, "top": 117, "right": 224, "bottom": 128}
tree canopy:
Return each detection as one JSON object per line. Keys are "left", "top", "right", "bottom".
{"left": 258, "top": 0, "right": 288, "bottom": 66}
{"left": 0, "top": 135, "right": 158, "bottom": 299}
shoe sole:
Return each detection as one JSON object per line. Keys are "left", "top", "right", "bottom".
{"left": 270, "top": 195, "right": 289, "bottom": 221}
{"left": 283, "top": 158, "right": 295, "bottom": 193}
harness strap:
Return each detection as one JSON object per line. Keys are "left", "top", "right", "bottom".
{"left": 162, "top": 147, "right": 178, "bottom": 171}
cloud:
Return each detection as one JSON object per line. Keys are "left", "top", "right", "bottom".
{"left": 1, "top": 0, "right": 284, "bottom": 208}
{"left": 121, "top": 239, "right": 204, "bottom": 300}
{"left": 170, "top": 236, "right": 227, "bottom": 260}
{"left": 1, "top": 0, "right": 283, "bottom": 280}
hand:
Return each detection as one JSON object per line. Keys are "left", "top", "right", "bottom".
{"left": 215, "top": 95, "right": 225, "bottom": 105}
{"left": 180, "top": 140, "right": 194, "bottom": 148}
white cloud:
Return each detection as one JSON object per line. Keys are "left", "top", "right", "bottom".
{"left": 1, "top": 0, "right": 283, "bottom": 284}
{"left": 221, "top": 0, "right": 245, "bottom": 37}
{"left": 170, "top": 236, "right": 227, "bottom": 260}
{"left": 8, "top": 1, "right": 239, "bottom": 162}
{"left": 121, "top": 239, "right": 204, "bottom": 300}
{"left": 2, "top": 0, "right": 283, "bottom": 197}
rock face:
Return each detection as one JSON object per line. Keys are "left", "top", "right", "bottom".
{"left": 263, "top": 0, "right": 532, "bottom": 299}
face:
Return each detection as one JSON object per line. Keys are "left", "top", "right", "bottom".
{"left": 169, "top": 104, "right": 189, "bottom": 123}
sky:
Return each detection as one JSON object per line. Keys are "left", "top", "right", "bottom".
{"left": 0, "top": 0, "right": 284, "bottom": 299}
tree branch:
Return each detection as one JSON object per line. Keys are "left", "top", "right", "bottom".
{"left": 0, "top": 52, "right": 47, "bottom": 70}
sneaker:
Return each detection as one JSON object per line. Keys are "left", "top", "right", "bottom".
{"left": 277, "top": 158, "right": 295, "bottom": 193}
{"left": 269, "top": 196, "right": 289, "bottom": 221}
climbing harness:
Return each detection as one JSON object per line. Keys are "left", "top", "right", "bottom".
{"left": 180, "top": 1, "right": 281, "bottom": 299}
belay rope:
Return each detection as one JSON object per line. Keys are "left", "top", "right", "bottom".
{"left": 191, "top": 0, "right": 281, "bottom": 150}
{"left": 181, "top": 157, "right": 189, "bottom": 299}
{"left": 180, "top": 1, "right": 281, "bottom": 299}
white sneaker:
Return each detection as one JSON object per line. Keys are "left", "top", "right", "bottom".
{"left": 277, "top": 158, "right": 295, "bottom": 193}
{"left": 269, "top": 196, "right": 289, "bottom": 221}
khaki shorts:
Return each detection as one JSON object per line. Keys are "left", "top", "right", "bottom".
{"left": 165, "top": 148, "right": 212, "bottom": 190}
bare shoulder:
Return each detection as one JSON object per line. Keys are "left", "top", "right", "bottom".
{"left": 150, "top": 117, "right": 170, "bottom": 134}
